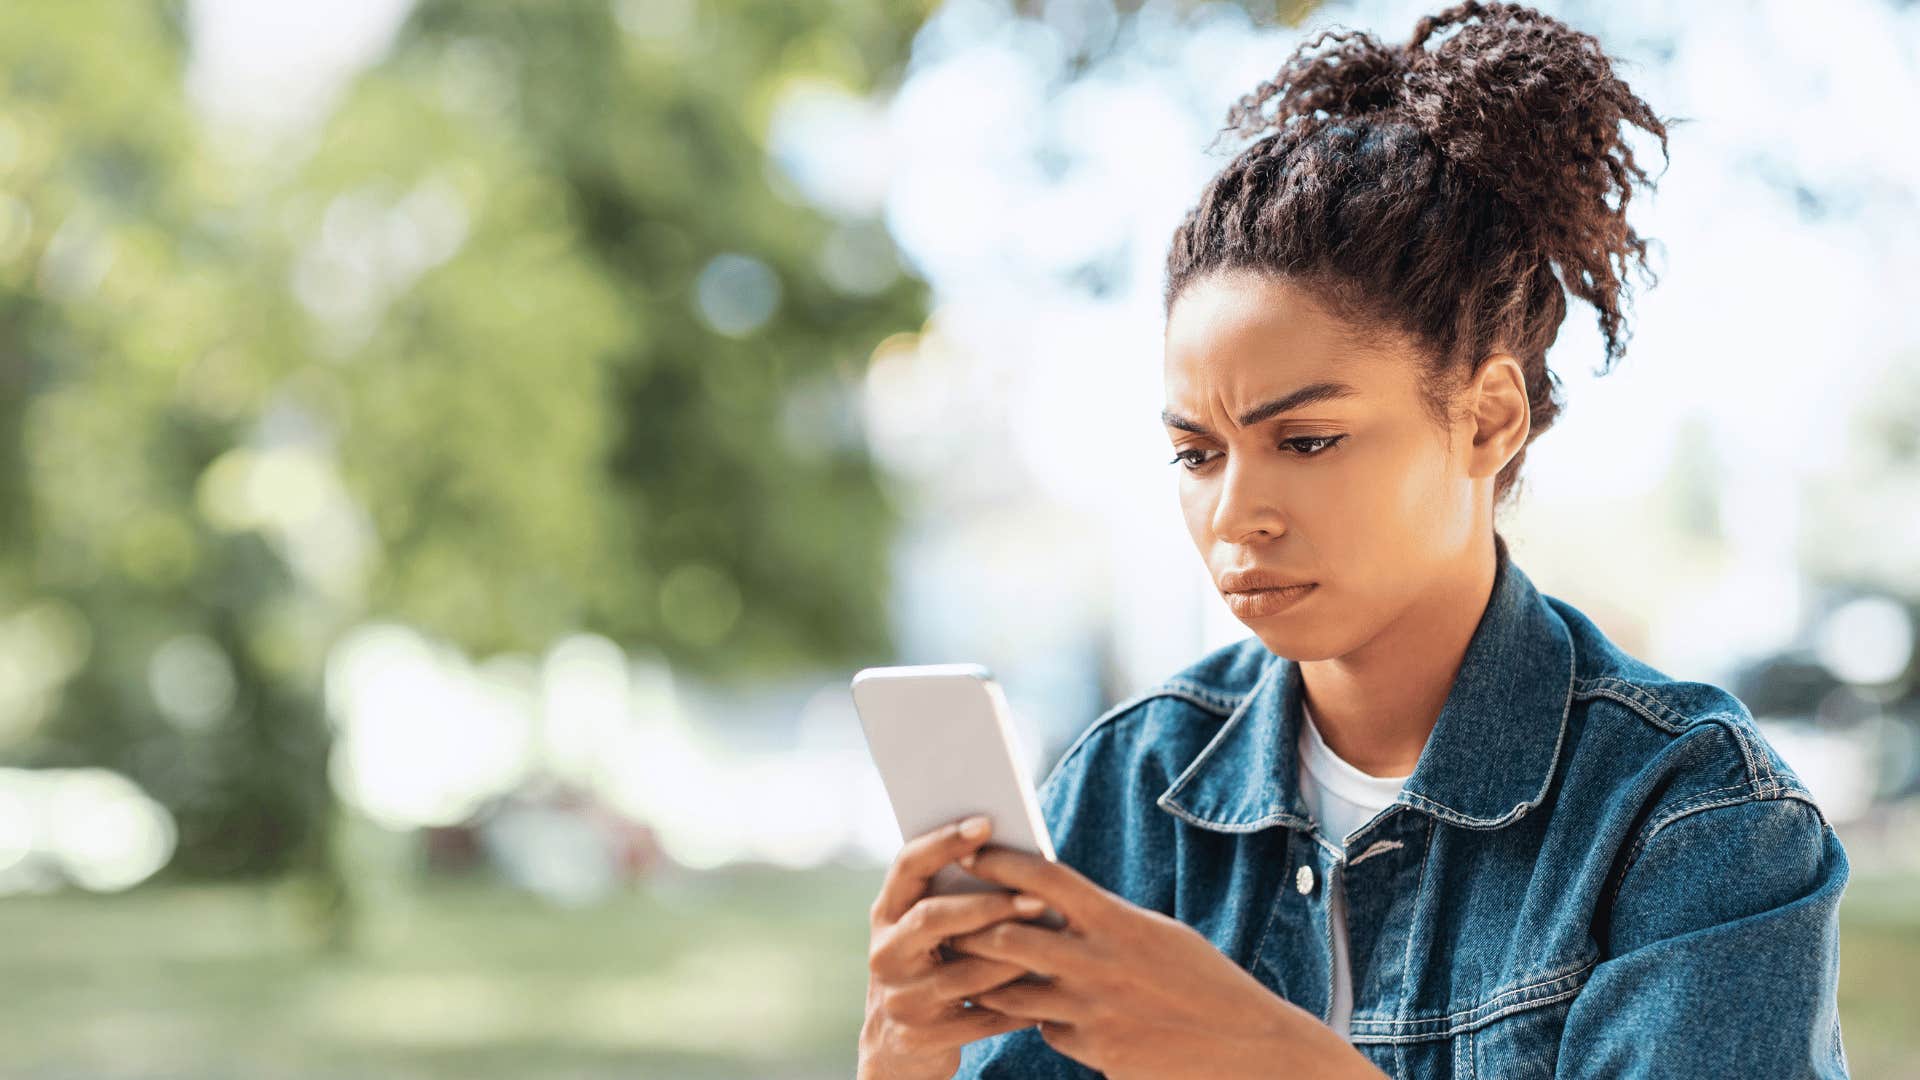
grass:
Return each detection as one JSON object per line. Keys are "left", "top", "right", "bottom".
{"left": 1834, "top": 871, "right": 1920, "bottom": 1079}
{"left": 1, "top": 865, "right": 1914, "bottom": 1078}
{"left": 0, "top": 862, "right": 880, "bottom": 1079}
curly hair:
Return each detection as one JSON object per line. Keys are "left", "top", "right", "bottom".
{"left": 1164, "top": 1, "right": 1683, "bottom": 508}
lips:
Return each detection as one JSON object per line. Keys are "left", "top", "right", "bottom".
{"left": 1221, "top": 581, "right": 1317, "bottom": 618}
{"left": 1216, "top": 568, "right": 1318, "bottom": 619}
{"left": 1217, "top": 568, "right": 1316, "bottom": 593}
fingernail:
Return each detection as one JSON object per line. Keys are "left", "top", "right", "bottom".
{"left": 1014, "top": 895, "right": 1046, "bottom": 916}
{"left": 960, "top": 815, "right": 990, "bottom": 839}
{"left": 958, "top": 852, "right": 977, "bottom": 869}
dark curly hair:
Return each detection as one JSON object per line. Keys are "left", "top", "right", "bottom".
{"left": 1164, "top": 1, "right": 1683, "bottom": 508}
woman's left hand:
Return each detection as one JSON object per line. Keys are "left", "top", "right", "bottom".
{"left": 946, "top": 844, "right": 1388, "bottom": 1080}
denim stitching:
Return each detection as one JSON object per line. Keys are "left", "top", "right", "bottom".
{"left": 1573, "top": 681, "right": 1789, "bottom": 800}
{"left": 1156, "top": 678, "right": 1245, "bottom": 715}
{"left": 1774, "top": 788, "right": 1829, "bottom": 830}
{"left": 1605, "top": 790, "right": 1829, "bottom": 915}
{"left": 1390, "top": 815, "right": 1435, "bottom": 1039}
{"left": 1454, "top": 1023, "right": 1475, "bottom": 1079}
{"left": 1248, "top": 833, "right": 1301, "bottom": 981}
{"left": 1349, "top": 838, "right": 1404, "bottom": 867}
{"left": 1718, "top": 717, "right": 1782, "bottom": 799}
{"left": 1155, "top": 656, "right": 1287, "bottom": 827}
{"left": 1640, "top": 784, "right": 1761, "bottom": 842}
{"left": 1703, "top": 715, "right": 1766, "bottom": 795}
{"left": 1571, "top": 677, "right": 1692, "bottom": 733}
{"left": 1036, "top": 684, "right": 1242, "bottom": 808}
{"left": 1698, "top": 714, "right": 1777, "bottom": 798}
{"left": 1475, "top": 952, "right": 1600, "bottom": 1007}
{"left": 1307, "top": 824, "right": 1344, "bottom": 860}
{"left": 1607, "top": 787, "right": 1766, "bottom": 914}
{"left": 1322, "top": 859, "right": 1340, "bottom": 1025}
{"left": 1575, "top": 680, "right": 1782, "bottom": 793}
{"left": 1348, "top": 982, "right": 1588, "bottom": 1043}
{"left": 1347, "top": 957, "right": 1595, "bottom": 1041}
{"left": 1402, "top": 634, "right": 1574, "bottom": 829}
{"left": 1353, "top": 953, "right": 1594, "bottom": 1032}
{"left": 1156, "top": 802, "right": 1312, "bottom": 834}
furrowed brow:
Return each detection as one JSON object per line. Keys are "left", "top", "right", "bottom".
{"left": 1161, "top": 380, "right": 1360, "bottom": 435}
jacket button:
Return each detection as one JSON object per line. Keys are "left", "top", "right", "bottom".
{"left": 1295, "top": 864, "right": 1315, "bottom": 894}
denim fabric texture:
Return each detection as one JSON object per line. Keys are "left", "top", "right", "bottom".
{"left": 954, "top": 538, "right": 1850, "bottom": 1078}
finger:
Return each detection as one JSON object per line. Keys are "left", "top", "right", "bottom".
{"left": 906, "top": 890, "right": 1052, "bottom": 944}
{"left": 924, "top": 954, "right": 1034, "bottom": 1003}
{"left": 873, "top": 891, "right": 1049, "bottom": 982}
{"left": 882, "top": 954, "right": 1032, "bottom": 1025}
{"left": 971, "top": 979, "right": 1081, "bottom": 1024}
{"left": 873, "top": 815, "right": 994, "bottom": 925}
{"left": 1036, "top": 1019, "right": 1082, "bottom": 1058}
{"left": 946, "top": 920, "right": 1086, "bottom": 978}
{"left": 928, "top": 1000, "right": 1036, "bottom": 1047}
{"left": 957, "top": 846, "right": 1101, "bottom": 929}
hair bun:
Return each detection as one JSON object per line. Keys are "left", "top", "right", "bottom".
{"left": 1397, "top": 2, "right": 1672, "bottom": 261}
{"left": 1219, "top": 0, "right": 1677, "bottom": 372}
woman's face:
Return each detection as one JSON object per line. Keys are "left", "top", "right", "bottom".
{"left": 1162, "top": 269, "right": 1511, "bottom": 661}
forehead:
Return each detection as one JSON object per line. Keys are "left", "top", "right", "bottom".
{"left": 1164, "top": 271, "right": 1399, "bottom": 398}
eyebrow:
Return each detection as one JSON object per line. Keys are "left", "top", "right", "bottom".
{"left": 1160, "top": 380, "right": 1360, "bottom": 435}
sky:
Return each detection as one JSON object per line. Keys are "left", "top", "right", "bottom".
{"left": 185, "top": 0, "right": 414, "bottom": 144}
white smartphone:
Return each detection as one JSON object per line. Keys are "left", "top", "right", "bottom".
{"left": 852, "top": 663, "right": 1069, "bottom": 933}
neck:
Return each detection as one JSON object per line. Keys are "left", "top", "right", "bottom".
{"left": 1298, "top": 532, "right": 1500, "bottom": 777}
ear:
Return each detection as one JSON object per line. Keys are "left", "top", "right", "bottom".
{"left": 1464, "top": 352, "right": 1530, "bottom": 481}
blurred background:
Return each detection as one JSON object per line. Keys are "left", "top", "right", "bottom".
{"left": 1, "top": 0, "right": 1915, "bottom": 1076}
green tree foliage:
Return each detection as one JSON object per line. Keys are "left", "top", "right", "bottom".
{"left": 0, "top": 0, "right": 931, "bottom": 904}
{"left": 310, "top": 0, "right": 932, "bottom": 673}
{"left": 0, "top": 3, "right": 339, "bottom": 896}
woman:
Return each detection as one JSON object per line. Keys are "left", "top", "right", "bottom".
{"left": 858, "top": 3, "right": 1851, "bottom": 1078}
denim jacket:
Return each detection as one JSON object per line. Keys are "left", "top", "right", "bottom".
{"left": 956, "top": 541, "right": 1850, "bottom": 1079}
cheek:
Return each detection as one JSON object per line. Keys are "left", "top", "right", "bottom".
{"left": 1284, "top": 435, "right": 1446, "bottom": 562}
{"left": 1174, "top": 456, "right": 1360, "bottom": 546}
{"left": 1342, "top": 431, "right": 1470, "bottom": 559}
{"left": 1177, "top": 477, "right": 1214, "bottom": 547}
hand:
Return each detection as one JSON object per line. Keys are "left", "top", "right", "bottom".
{"left": 858, "top": 815, "right": 1052, "bottom": 1080}
{"left": 946, "top": 844, "right": 1389, "bottom": 1080}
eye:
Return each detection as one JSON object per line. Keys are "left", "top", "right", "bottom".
{"left": 1168, "top": 448, "right": 1220, "bottom": 472}
{"left": 1282, "top": 435, "right": 1345, "bottom": 456}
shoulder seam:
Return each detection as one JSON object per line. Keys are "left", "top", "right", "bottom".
{"left": 1572, "top": 676, "right": 1781, "bottom": 797}
{"left": 1570, "top": 675, "right": 1695, "bottom": 734}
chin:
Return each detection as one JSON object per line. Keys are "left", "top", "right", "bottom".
{"left": 1225, "top": 583, "right": 1358, "bottom": 661}
{"left": 1246, "top": 623, "right": 1353, "bottom": 663}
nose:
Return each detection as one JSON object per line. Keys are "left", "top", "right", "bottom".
{"left": 1209, "top": 454, "right": 1287, "bottom": 544}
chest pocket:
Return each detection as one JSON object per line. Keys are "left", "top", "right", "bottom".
{"left": 1347, "top": 956, "right": 1595, "bottom": 1079}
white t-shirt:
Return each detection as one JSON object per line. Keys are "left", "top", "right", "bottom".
{"left": 1296, "top": 699, "right": 1413, "bottom": 1040}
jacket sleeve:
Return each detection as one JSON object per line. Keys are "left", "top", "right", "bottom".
{"left": 1555, "top": 792, "right": 1851, "bottom": 1079}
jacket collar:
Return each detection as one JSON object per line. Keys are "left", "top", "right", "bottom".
{"left": 1155, "top": 535, "right": 1575, "bottom": 835}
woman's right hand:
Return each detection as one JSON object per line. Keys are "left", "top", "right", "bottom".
{"left": 858, "top": 814, "right": 1050, "bottom": 1080}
